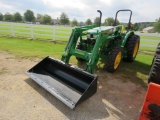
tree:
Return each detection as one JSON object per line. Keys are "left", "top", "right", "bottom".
{"left": 24, "top": 10, "right": 35, "bottom": 22}
{"left": 13, "top": 12, "right": 22, "bottom": 22}
{"left": 154, "top": 18, "right": 160, "bottom": 33}
{"left": 103, "top": 17, "right": 119, "bottom": 26}
{"left": 59, "top": 12, "right": 69, "bottom": 25}
{"left": 36, "top": 14, "right": 43, "bottom": 20}
{"left": 0, "top": 13, "right": 3, "bottom": 21}
{"left": 71, "top": 18, "right": 78, "bottom": 26}
{"left": 4, "top": 12, "right": 13, "bottom": 21}
{"left": 133, "top": 23, "right": 139, "bottom": 31}
{"left": 138, "top": 23, "right": 146, "bottom": 31}
{"left": 43, "top": 14, "right": 52, "bottom": 24}
{"left": 36, "top": 13, "right": 43, "bottom": 23}
{"left": 104, "top": 17, "right": 114, "bottom": 25}
{"left": 94, "top": 17, "right": 100, "bottom": 26}
{"left": 85, "top": 18, "right": 92, "bottom": 25}
{"left": 79, "top": 21, "right": 85, "bottom": 26}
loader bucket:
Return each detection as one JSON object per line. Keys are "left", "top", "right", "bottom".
{"left": 26, "top": 56, "right": 97, "bottom": 109}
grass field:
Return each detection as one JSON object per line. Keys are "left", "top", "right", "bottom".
{"left": 0, "top": 36, "right": 153, "bottom": 63}
{"left": 0, "top": 37, "right": 65, "bottom": 59}
{"left": 139, "top": 35, "right": 160, "bottom": 51}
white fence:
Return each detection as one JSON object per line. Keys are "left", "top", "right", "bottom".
{"left": 0, "top": 22, "right": 73, "bottom": 41}
{"left": 136, "top": 32, "right": 160, "bottom": 38}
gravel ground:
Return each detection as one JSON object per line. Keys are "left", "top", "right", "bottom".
{"left": 0, "top": 51, "right": 147, "bottom": 120}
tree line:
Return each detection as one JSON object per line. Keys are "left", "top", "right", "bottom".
{"left": 0, "top": 9, "right": 159, "bottom": 32}
{"left": 0, "top": 10, "right": 52, "bottom": 24}
{"left": 0, "top": 10, "right": 120, "bottom": 26}
{"left": 154, "top": 18, "right": 160, "bottom": 33}
{"left": 132, "top": 21, "right": 160, "bottom": 33}
{"left": 133, "top": 22, "right": 154, "bottom": 31}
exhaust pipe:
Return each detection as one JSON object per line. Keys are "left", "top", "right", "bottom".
{"left": 97, "top": 10, "right": 102, "bottom": 27}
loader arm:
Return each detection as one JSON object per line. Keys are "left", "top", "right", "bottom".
{"left": 62, "top": 26, "right": 106, "bottom": 74}
{"left": 86, "top": 29, "right": 102, "bottom": 73}
{"left": 61, "top": 25, "right": 95, "bottom": 64}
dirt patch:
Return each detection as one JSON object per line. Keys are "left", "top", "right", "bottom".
{"left": 0, "top": 67, "right": 8, "bottom": 75}
{"left": 0, "top": 51, "right": 147, "bottom": 120}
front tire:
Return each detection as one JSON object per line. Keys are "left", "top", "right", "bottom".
{"left": 106, "top": 46, "right": 122, "bottom": 72}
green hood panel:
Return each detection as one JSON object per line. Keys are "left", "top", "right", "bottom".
{"left": 87, "top": 26, "right": 114, "bottom": 34}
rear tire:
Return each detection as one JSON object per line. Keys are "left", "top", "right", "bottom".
{"left": 106, "top": 46, "right": 122, "bottom": 72}
{"left": 124, "top": 35, "right": 140, "bottom": 62}
{"left": 148, "top": 43, "right": 160, "bottom": 84}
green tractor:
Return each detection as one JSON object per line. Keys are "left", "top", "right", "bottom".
{"left": 62, "top": 9, "right": 140, "bottom": 73}
{"left": 26, "top": 9, "right": 140, "bottom": 109}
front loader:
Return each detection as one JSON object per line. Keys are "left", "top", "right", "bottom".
{"left": 26, "top": 9, "right": 140, "bottom": 109}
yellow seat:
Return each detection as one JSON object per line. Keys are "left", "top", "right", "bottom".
{"left": 118, "top": 25, "right": 125, "bottom": 33}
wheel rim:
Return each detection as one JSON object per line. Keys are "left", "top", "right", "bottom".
{"left": 133, "top": 42, "right": 139, "bottom": 58}
{"left": 114, "top": 51, "right": 122, "bottom": 69}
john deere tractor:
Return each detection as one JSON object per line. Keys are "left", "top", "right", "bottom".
{"left": 26, "top": 9, "right": 140, "bottom": 109}
{"left": 61, "top": 9, "right": 140, "bottom": 73}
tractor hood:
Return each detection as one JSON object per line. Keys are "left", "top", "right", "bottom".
{"left": 87, "top": 26, "right": 115, "bottom": 35}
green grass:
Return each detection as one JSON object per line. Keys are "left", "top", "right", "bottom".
{"left": 139, "top": 35, "right": 160, "bottom": 51}
{"left": 0, "top": 37, "right": 65, "bottom": 59}
{"left": 139, "top": 46, "right": 156, "bottom": 52}
{"left": 140, "top": 36, "right": 160, "bottom": 40}
{"left": 140, "top": 41, "right": 159, "bottom": 46}
{"left": 0, "top": 36, "right": 153, "bottom": 66}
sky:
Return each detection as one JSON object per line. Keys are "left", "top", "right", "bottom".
{"left": 0, "top": 0, "right": 159, "bottom": 23}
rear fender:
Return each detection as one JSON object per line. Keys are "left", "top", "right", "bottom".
{"left": 121, "top": 31, "right": 134, "bottom": 47}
